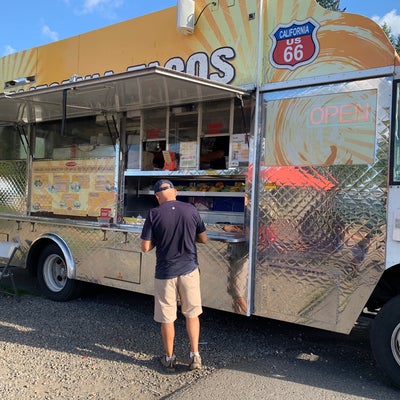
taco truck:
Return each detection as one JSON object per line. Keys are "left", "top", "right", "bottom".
{"left": 1, "top": 0, "right": 400, "bottom": 387}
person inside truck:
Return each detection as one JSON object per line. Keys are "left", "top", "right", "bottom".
{"left": 200, "top": 136, "right": 229, "bottom": 169}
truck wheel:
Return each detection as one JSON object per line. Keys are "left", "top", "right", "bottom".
{"left": 370, "top": 294, "right": 400, "bottom": 388}
{"left": 37, "top": 243, "right": 82, "bottom": 301}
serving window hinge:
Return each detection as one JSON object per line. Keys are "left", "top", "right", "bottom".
{"left": 4, "top": 75, "right": 36, "bottom": 89}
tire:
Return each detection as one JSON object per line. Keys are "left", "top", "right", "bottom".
{"left": 370, "top": 294, "right": 400, "bottom": 388}
{"left": 37, "top": 243, "right": 82, "bottom": 301}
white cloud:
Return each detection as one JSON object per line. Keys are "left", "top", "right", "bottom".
{"left": 41, "top": 25, "right": 59, "bottom": 42}
{"left": 372, "top": 9, "right": 400, "bottom": 37}
{"left": 80, "top": 0, "right": 123, "bottom": 15}
{"left": 3, "top": 45, "right": 16, "bottom": 56}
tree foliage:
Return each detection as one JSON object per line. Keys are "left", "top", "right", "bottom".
{"left": 317, "top": 0, "right": 399, "bottom": 55}
{"left": 316, "top": 0, "right": 345, "bottom": 12}
{"left": 381, "top": 23, "right": 400, "bottom": 56}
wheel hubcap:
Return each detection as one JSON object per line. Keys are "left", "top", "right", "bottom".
{"left": 43, "top": 254, "right": 67, "bottom": 292}
{"left": 391, "top": 322, "right": 400, "bottom": 366}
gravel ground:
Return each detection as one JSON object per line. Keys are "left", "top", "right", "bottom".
{"left": 0, "top": 287, "right": 212, "bottom": 399}
{"left": 1, "top": 269, "right": 400, "bottom": 399}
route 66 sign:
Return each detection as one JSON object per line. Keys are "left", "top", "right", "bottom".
{"left": 270, "top": 18, "right": 320, "bottom": 70}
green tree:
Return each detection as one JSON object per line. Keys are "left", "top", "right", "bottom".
{"left": 317, "top": 1, "right": 399, "bottom": 55}
{"left": 316, "top": 0, "right": 345, "bottom": 12}
{"left": 381, "top": 23, "right": 400, "bottom": 55}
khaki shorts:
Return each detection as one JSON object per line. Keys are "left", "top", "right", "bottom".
{"left": 154, "top": 268, "right": 202, "bottom": 323}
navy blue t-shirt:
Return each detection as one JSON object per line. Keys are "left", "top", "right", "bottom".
{"left": 140, "top": 200, "right": 206, "bottom": 279}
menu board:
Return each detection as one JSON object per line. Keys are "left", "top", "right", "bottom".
{"left": 179, "top": 141, "right": 198, "bottom": 169}
{"left": 31, "top": 158, "right": 116, "bottom": 217}
{"left": 230, "top": 133, "right": 249, "bottom": 166}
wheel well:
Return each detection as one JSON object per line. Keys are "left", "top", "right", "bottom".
{"left": 26, "top": 238, "right": 60, "bottom": 277}
{"left": 366, "top": 264, "right": 400, "bottom": 312}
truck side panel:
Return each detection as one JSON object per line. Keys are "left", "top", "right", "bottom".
{"left": 252, "top": 77, "right": 391, "bottom": 333}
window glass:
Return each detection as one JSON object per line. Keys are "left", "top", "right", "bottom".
{"left": 233, "top": 101, "right": 251, "bottom": 134}
{"left": 126, "top": 117, "right": 141, "bottom": 169}
{"left": 0, "top": 125, "right": 28, "bottom": 160}
{"left": 34, "top": 116, "right": 115, "bottom": 159}
{"left": 169, "top": 107, "right": 198, "bottom": 160}
{"left": 202, "top": 99, "right": 231, "bottom": 135}
{"left": 143, "top": 108, "right": 166, "bottom": 140}
{"left": 263, "top": 88, "right": 377, "bottom": 166}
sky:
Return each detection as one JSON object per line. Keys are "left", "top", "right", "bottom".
{"left": 0, "top": 0, "right": 399, "bottom": 57}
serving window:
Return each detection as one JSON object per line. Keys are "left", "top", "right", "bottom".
{"left": 135, "top": 98, "right": 251, "bottom": 171}
{"left": 34, "top": 116, "right": 116, "bottom": 160}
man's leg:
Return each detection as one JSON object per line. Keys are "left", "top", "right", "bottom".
{"left": 161, "top": 322, "right": 175, "bottom": 358}
{"left": 186, "top": 315, "right": 202, "bottom": 370}
{"left": 185, "top": 316, "right": 200, "bottom": 353}
{"left": 154, "top": 277, "right": 178, "bottom": 369}
{"left": 179, "top": 269, "right": 202, "bottom": 353}
{"left": 179, "top": 269, "right": 203, "bottom": 369}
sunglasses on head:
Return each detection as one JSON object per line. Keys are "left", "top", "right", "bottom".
{"left": 158, "top": 184, "right": 173, "bottom": 192}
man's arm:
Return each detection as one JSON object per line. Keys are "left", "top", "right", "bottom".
{"left": 141, "top": 239, "right": 155, "bottom": 252}
{"left": 196, "top": 231, "right": 208, "bottom": 244}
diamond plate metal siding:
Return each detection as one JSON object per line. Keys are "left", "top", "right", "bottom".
{"left": 0, "top": 216, "right": 244, "bottom": 313}
{"left": 253, "top": 78, "right": 390, "bottom": 333}
{"left": 0, "top": 161, "right": 27, "bottom": 215}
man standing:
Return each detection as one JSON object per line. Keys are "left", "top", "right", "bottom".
{"left": 141, "top": 179, "right": 208, "bottom": 372}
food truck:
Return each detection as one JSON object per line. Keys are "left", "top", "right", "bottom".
{"left": 1, "top": 0, "right": 400, "bottom": 386}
